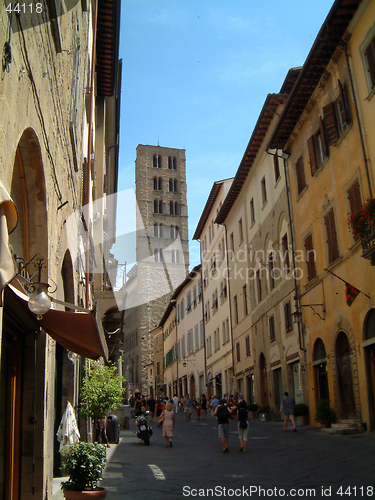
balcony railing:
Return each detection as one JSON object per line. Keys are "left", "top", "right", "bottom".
{"left": 361, "top": 226, "right": 375, "bottom": 265}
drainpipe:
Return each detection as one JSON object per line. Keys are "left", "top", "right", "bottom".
{"left": 85, "top": 0, "right": 99, "bottom": 310}
{"left": 266, "top": 149, "right": 307, "bottom": 360}
{"left": 223, "top": 224, "right": 236, "bottom": 387}
{"left": 197, "top": 241, "right": 207, "bottom": 393}
{"left": 345, "top": 45, "right": 373, "bottom": 198}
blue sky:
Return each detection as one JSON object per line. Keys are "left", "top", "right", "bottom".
{"left": 115, "top": 0, "right": 333, "bottom": 269}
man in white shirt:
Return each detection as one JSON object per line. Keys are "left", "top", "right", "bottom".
{"left": 172, "top": 395, "right": 179, "bottom": 413}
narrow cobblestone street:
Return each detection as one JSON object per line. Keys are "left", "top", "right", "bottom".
{"left": 100, "top": 410, "right": 375, "bottom": 500}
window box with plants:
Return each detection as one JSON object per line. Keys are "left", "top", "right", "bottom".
{"left": 348, "top": 197, "right": 375, "bottom": 264}
{"left": 315, "top": 399, "right": 337, "bottom": 428}
{"left": 61, "top": 442, "right": 107, "bottom": 499}
{"left": 294, "top": 403, "right": 309, "bottom": 426}
{"left": 258, "top": 405, "right": 270, "bottom": 422}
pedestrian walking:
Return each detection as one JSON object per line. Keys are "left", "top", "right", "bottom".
{"left": 236, "top": 401, "right": 250, "bottom": 452}
{"left": 172, "top": 394, "right": 179, "bottom": 413}
{"left": 280, "top": 391, "right": 297, "bottom": 432}
{"left": 134, "top": 395, "right": 143, "bottom": 416}
{"left": 214, "top": 398, "right": 231, "bottom": 453}
{"left": 94, "top": 417, "right": 110, "bottom": 448}
{"left": 129, "top": 394, "right": 136, "bottom": 418}
{"left": 155, "top": 397, "right": 165, "bottom": 427}
{"left": 158, "top": 401, "right": 175, "bottom": 447}
{"left": 201, "top": 394, "right": 207, "bottom": 420}
{"left": 210, "top": 395, "right": 219, "bottom": 417}
{"left": 194, "top": 399, "right": 201, "bottom": 420}
{"left": 148, "top": 395, "right": 155, "bottom": 422}
{"left": 184, "top": 394, "right": 192, "bottom": 421}
{"left": 179, "top": 396, "right": 184, "bottom": 412}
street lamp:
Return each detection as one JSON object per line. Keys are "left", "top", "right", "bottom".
{"left": 18, "top": 254, "right": 57, "bottom": 320}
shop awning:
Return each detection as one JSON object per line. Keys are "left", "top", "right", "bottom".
{"left": 0, "top": 181, "right": 18, "bottom": 304}
{"left": 5, "top": 284, "right": 108, "bottom": 360}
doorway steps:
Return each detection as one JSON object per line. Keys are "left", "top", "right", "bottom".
{"left": 321, "top": 419, "right": 361, "bottom": 435}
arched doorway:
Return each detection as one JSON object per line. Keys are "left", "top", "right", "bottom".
{"left": 313, "top": 338, "right": 329, "bottom": 402}
{"left": 364, "top": 309, "right": 375, "bottom": 430}
{"left": 1, "top": 128, "right": 48, "bottom": 499}
{"left": 335, "top": 331, "right": 356, "bottom": 418}
{"left": 54, "top": 251, "right": 76, "bottom": 477}
{"left": 259, "top": 353, "right": 268, "bottom": 407}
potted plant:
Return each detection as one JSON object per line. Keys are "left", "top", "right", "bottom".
{"left": 61, "top": 442, "right": 107, "bottom": 499}
{"left": 294, "top": 403, "right": 309, "bottom": 426}
{"left": 80, "top": 362, "right": 125, "bottom": 442}
{"left": 247, "top": 403, "right": 258, "bottom": 419}
{"left": 347, "top": 197, "right": 375, "bottom": 241}
{"left": 258, "top": 405, "right": 270, "bottom": 422}
{"left": 315, "top": 399, "right": 337, "bottom": 428}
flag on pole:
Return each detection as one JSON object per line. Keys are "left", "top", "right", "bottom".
{"left": 345, "top": 282, "right": 360, "bottom": 307}
{"left": 326, "top": 268, "right": 369, "bottom": 305}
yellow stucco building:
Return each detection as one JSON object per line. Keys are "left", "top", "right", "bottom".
{"left": 269, "top": 0, "right": 375, "bottom": 430}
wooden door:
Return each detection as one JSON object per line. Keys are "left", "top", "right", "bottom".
{"left": 336, "top": 332, "right": 356, "bottom": 418}
{"left": 3, "top": 329, "right": 23, "bottom": 500}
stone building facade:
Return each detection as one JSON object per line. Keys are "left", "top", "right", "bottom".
{"left": 269, "top": 0, "right": 375, "bottom": 429}
{"left": 217, "top": 83, "right": 306, "bottom": 417}
{"left": 0, "top": 0, "right": 121, "bottom": 497}
{"left": 193, "top": 180, "right": 234, "bottom": 399}
{"left": 123, "top": 145, "right": 189, "bottom": 396}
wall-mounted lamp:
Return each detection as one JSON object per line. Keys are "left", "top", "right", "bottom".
{"left": 17, "top": 254, "right": 57, "bottom": 320}
{"left": 182, "top": 358, "right": 195, "bottom": 368}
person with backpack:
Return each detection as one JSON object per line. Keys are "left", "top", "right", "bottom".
{"left": 134, "top": 395, "right": 143, "bottom": 416}
{"left": 214, "top": 398, "right": 231, "bottom": 453}
{"left": 236, "top": 401, "right": 251, "bottom": 452}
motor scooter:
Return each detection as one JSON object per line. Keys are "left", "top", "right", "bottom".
{"left": 135, "top": 413, "right": 152, "bottom": 445}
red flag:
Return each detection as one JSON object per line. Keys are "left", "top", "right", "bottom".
{"left": 345, "top": 282, "right": 360, "bottom": 307}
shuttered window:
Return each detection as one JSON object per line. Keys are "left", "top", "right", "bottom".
{"left": 347, "top": 180, "right": 362, "bottom": 240}
{"left": 295, "top": 156, "right": 306, "bottom": 194}
{"left": 245, "top": 335, "right": 251, "bottom": 357}
{"left": 273, "top": 155, "right": 280, "bottom": 182}
{"left": 320, "top": 117, "right": 329, "bottom": 158}
{"left": 323, "top": 81, "right": 351, "bottom": 145}
{"left": 338, "top": 80, "right": 350, "bottom": 126}
{"left": 304, "top": 233, "right": 317, "bottom": 281}
{"left": 365, "top": 35, "right": 375, "bottom": 89}
{"left": 284, "top": 302, "right": 293, "bottom": 333}
{"left": 324, "top": 209, "right": 339, "bottom": 264}
{"left": 308, "top": 122, "right": 327, "bottom": 175}
{"left": 307, "top": 136, "right": 317, "bottom": 175}
{"left": 269, "top": 315, "right": 275, "bottom": 342}
{"left": 323, "top": 102, "right": 339, "bottom": 145}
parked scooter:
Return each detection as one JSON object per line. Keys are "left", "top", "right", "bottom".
{"left": 135, "top": 413, "right": 153, "bottom": 445}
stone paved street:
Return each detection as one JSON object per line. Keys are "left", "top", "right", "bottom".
{"left": 101, "top": 410, "right": 375, "bottom": 500}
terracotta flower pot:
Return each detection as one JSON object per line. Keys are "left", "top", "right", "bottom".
{"left": 63, "top": 487, "right": 107, "bottom": 500}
